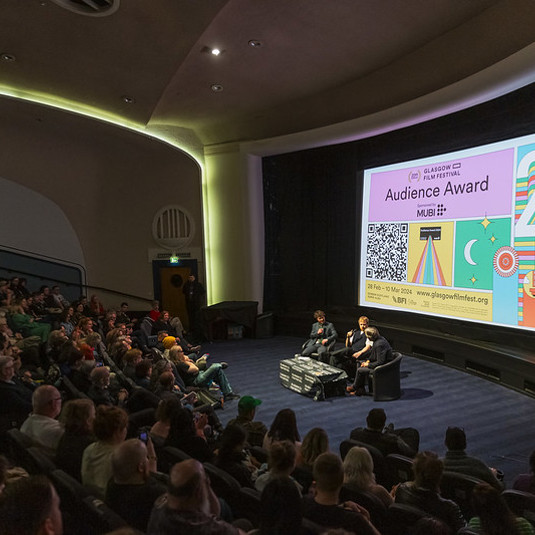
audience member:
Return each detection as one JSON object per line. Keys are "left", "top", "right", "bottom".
{"left": 442, "top": 426, "right": 503, "bottom": 490}
{"left": 394, "top": 451, "right": 466, "bottom": 533}
{"left": 9, "top": 298, "right": 51, "bottom": 342}
{"left": 468, "top": 482, "right": 534, "bottom": 535}
{"left": 255, "top": 439, "right": 300, "bottom": 494}
{"left": 122, "top": 348, "right": 142, "bottom": 379}
{"left": 226, "top": 395, "right": 267, "bottom": 448}
{"left": 105, "top": 438, "right": 164, "bottom": 532}
{"left": 259, "top": 476, "right": 304, "bottom": 535}
{"left": 0, "top": 354, "right": 33, "bottom": 427}
{"left": 263, "top": 408, "right": 301, "bottom": 450}
{"left": 350, "top": 408, "right": 419, "bottom": 457}
{"left": 56, "top": 398, "right": 96, "bottom": 481}
{"left": 165, "top": 406, "right": 213, "bottom": 463}
{"left": 147, "top": 459, "right": 245, "bottom": 534}
{"left": 134, "top": 358, "right": 153, "bottom": 389}
{"left": 513, "top": 449, "right": 535, "bottom": 494}
{"left": 302, "top": 452, "right": 380, "bottom": 534}
{"left": 81, "top": 405, "right": 128, "bottom": 498}
{"left": 87, "top": 366, "right": 128, "bottom": 407}
{"left": 293, "top": 427, "right": 329, "bottom": 493}
{"left": 21, "top": 385, "right": 64, "bottom": 457}
{"left": 116, "top": 302, "right": 132, "bottom": 325}
{"left": 0, "top": 475, "right": 63, "bottom": 535}
{"left": 342, "top": 446, "right": 393, "bottom": 508}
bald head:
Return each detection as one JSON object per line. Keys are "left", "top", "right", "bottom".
{"left": 166, "top": 459, "right": 209, "bottom": 512}
{"left": 111, "top": 438, "right": 148, "bottom": 484}
{"left": 33, "top": 385, "right": 62, "bottom": 418}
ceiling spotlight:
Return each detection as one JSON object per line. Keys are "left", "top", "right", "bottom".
{"left": 211, "top": 48, "right": 221, "bottom": 56}
{"left": 248, "top": 40, "right": 262, "bottom": 48}
{"left": 211, "top": 84, "right": 223, "bottom": 93}
{"left": 1, "top": 53, "right": 16, "bottom": 62}
{"left": 121, "top": 95, "right": 135, "bottom": 104}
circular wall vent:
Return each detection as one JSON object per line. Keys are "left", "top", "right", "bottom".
{"left": 49, "top": 0, "right": 120, "bottom": 17}
{"left": 152, "top": 205, "right": 195, "bottom": 251}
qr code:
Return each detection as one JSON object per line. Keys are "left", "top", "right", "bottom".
{"left": 366, "top": 223, "right": 408, "bottom": 281}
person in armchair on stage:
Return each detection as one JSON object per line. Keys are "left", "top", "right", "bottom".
{"left": 299, "top": 310, "right": 337, "bottom": 363}
{"left": 330, "top": 315, "right": 370, "bottom": 375}
{"left": 346, "top": 326, "right": 392, "bottom": 396}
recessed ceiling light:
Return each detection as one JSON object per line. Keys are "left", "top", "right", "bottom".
{"left": 211, "top": 48, "right": 221, "bottom": 56}
{"left": 121, "top": 95, "right": 135, "bottom": 104}
{"left": 211, "top": 84, "right": 223, "bottom": 93}
{"left": 248, "top": 40, "right": 262, "bottom": 48}
{"left": 1, "top": 53, "right": 16, "bottom": 62}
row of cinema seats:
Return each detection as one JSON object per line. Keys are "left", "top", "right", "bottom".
{"left": 5, "top": 428, "right": 128, "bottom": 535}
{"left": 340, "top": 438, "right": 535, "bottom": 532}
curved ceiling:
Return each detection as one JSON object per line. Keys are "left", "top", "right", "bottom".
{"left": 2, "top": 0, "right": 535, "bottom": 151}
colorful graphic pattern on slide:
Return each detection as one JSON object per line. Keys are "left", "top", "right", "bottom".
{"left": 515, "top": 144, "right": 535, "bottom": 327}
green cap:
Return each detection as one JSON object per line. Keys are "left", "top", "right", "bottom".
{"left": 238, "top": 395, "right": 262, "bottom": 411}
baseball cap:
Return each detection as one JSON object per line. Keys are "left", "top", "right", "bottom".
{"left": 238, "top": 395, "right": 262, "bottom": 411}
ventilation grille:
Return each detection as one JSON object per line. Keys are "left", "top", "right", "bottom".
{"left": 412, "top": 345, "right": 445, "bottom": 362}
{"left": 50, "top": 0, "right": 119, "bottom": 17}
{"left": 152, "top": 206, "right": 195, "bottom": 251}
{"left": 465, "top": 360, "right": 501, "bottom": 381}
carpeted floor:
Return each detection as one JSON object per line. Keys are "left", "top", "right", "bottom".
{"left": 205, "top": 335, "right": 535, "bottom": 488}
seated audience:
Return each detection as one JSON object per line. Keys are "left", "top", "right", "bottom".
{"left": 21, "top": 385, "right": 64, "bottom": 457}
{"left": 87, "top": 366, "right": 128, "bottom": 407}
{"left": 294, "top": 427, "right": 329, "bottom": 493}
{"left": 105, "top": 438, "right": 165, "bottom": 532}
{"left": 56, "top": 398, "right": 96, "bottom": 481}
{"left": 215, "top": 424, "right": 257, "bottom": 488}
{"left": 150, "top": 397, "right": 180, "bottom": 443}
{"left": 263, "top": 408, "right": 301, "bottom": 450}
{"left": 259, "top": 476, "right": 303, "bottom": 535}
{"left": 0, "top": 475, "right": 63, "bottom": 534}
{"left": 164, "top": 406, "right": 213, "bottom": 463}
{"left": 394, "top": 451, "right": 466, "bottom": 533}
{"left": 116, "top": 302, "right": 133, "bottom": 325}
{"left": 174, "top": 344, "right": 239, "bottom": 401}
{"left": 468, "top": 482, "right": 535, "bottom": 535}
{"left": 81, "top": 405, "right": 128, "bottom": 498}
{"left": 9, "top": 299, "right": 51, "bottom": 342}
{"left": 342, "top": 446, "right": 393, "bottom": 508}
{"left": 122, "top": 348, "right": 142, "bottom": 379}
{"left": 0, "top": 355, "right": 33, "bottom": 427}
{"left": 302, "top": 452, "right": 380, "bottom": 534}
{"left": 350, "top": 408, "right": 418, "bottom": 457}
{"left": 147, "top": 459, "right": 246, "bottom": 534}
{"left": 226, "top": 395, "right": 268, "bottom": 448}
{"left": 255, "top": 439, "right": 301, "bottom": 494}
{"left": 442, "top": 426, "right": 503, "bottom": 490}
{"left": 513, "top": 449, "right": 535, "bottom": 494}
{"left": 134, "top": 358, "right": 153, "bottom": 389}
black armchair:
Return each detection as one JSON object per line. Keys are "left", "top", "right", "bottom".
{"left": 371, "top": 351, "right": 402, "bottom": 401}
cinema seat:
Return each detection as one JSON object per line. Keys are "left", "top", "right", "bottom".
{"left": 371, "top": 352, "right": 402, "bottom": 401}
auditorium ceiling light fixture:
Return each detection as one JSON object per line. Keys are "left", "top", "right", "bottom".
{"left": 1, "top": 53, "right": 16, "bottom": 62}
{"left": 201, "top": 46, "right": 225, "bottom": 57}
{"left": 211, "top": 84, "right": 223, "bottom": 92}
{"left": 121, "top": 95, "right": 135, "bottom": 104}
{"left": 248, "top": 40, "right": 262, "bottom": 48}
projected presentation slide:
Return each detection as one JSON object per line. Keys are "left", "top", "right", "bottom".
{"left": 360, "top": 133, "right": 535, "bottom": 331}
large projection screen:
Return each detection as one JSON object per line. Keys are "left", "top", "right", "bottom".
{"left": 360, "top": 133, "right": 535, "bottom": 331}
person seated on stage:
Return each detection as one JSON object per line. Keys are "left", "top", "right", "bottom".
{"left": 330, "top": 316, "right": 370, "bottom": 374}
{"left": 299, "top": 309, "right": 338, "bottom": 363}
{"left": 393, "top": 451, "right": 466, "bottom": 533}
{"left": 105, "top": 438, "right": 164, "bottom": 533}
{"left": 346, "top": 326, "right": 392, "bottom": 396}
{"left": 21, "top": 385, "right": 65, "bottom": 458}
{"left": 226, "top": 395, "right": 268, "bottom": 448}
{"left": 350, "top": 408, "right": 419, "bottom": 457}
{"left": 442, "top": 426, "right": 503, "bottom": 490}
{"left": 513, "top": 449, "right": 535, "bottom": 494}
{"left": 302, "top": 452, "right": 380, "bottom": 535}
